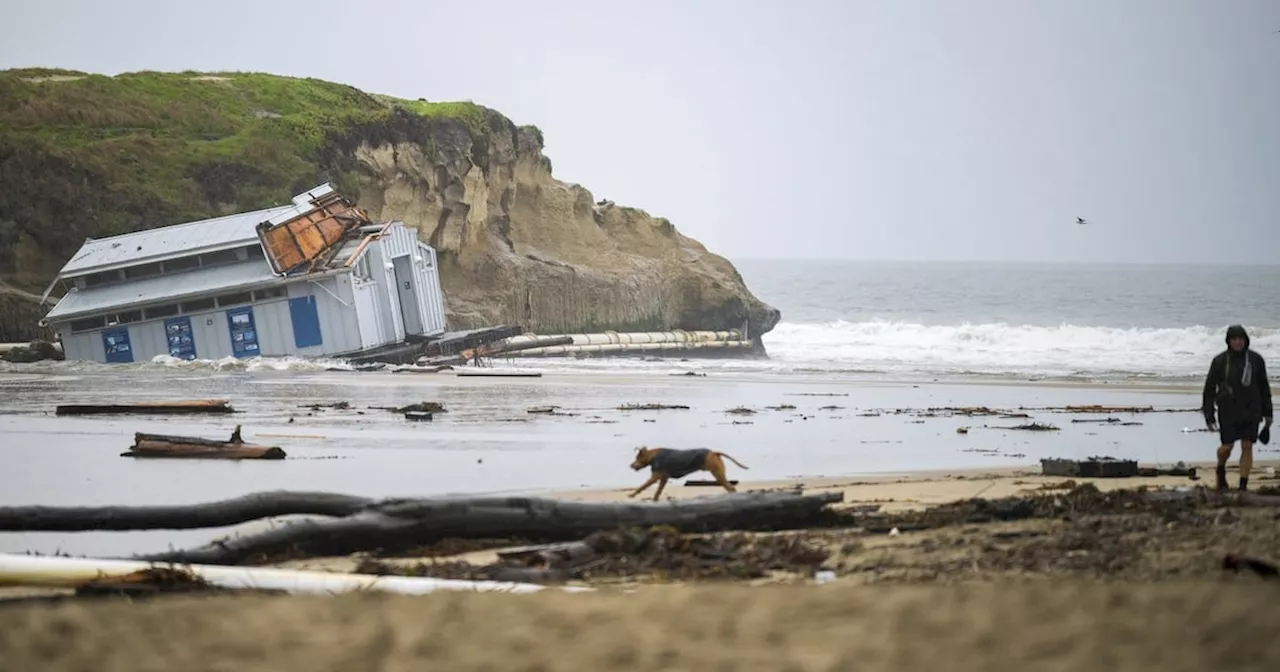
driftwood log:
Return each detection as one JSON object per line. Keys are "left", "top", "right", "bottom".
{"left": 133, "top": 490, "right": 845, "bottom": 565}
{"left": 0, "top": 491, "right": 372, "bottom": 532}
{"left": 55, "top": 399, "right": 237, "bottom": 416}
{"left": 122, "top": 426, "right": 286, "bottom": 460}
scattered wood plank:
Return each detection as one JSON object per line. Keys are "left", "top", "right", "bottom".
{"left": 121, "top": 425, "right": 286, "bottom": 460}
{"left": 55, "top": 399, "right": 236, "bottom": 416}
{"left": 404, "top": 411, "right": 433, "bottom": 422}
{"left": 1040, "top": 457, "right": 1138, "bottom": 478}
{"left": 127, "top": 490, "right": 846, "bottom": 566}
{"left": 617, "top": 403, "right": 691, "bottom": 411}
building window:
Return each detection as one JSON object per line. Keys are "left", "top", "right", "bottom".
{"left": 254, "top": 286, "right": 287, "bottom": 301}
{"left": 180, "top": 298, "right": 216, "bottom": 313}
{"left": 216, "top": 292, "right": 252, "bottom": 307}
{"left": 145, "top": 304, "right": 179, "bottom": 319}
{"left": 353, "top": 255, "right": 372, "bottom": 281}
{"left": 82, "top": 271, "right": 121, "bottom": 288}
{"left": 164, "top": 256, "right": 200, "bottom": 273}
{"left": 70, "top": 316, "right": 106, "bottom": 333}
{"left": 200, "top": 249, "right": 240, "bottom": 268}
{"left": 124, "top": 262, "right": 163, "bottom": 280}
{"left": 106, "top": 310, "right": 142, "bottom": 326}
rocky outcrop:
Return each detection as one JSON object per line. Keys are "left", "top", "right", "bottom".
{"left": 321, "top": 110, "right": 780, "bottom": 342}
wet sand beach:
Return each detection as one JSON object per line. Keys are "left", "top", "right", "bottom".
{"left": 3, "top": 363, "right": 1278, "bottom": 672}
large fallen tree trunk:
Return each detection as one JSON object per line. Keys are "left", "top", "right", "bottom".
{"left": 0, "top": 491, "right": 373, "bottom": 532}
{"left": 132, "top": 490, "right": 845, "bottom": 566}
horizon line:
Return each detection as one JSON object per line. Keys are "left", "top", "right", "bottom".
{"left": 727, "top": 257, "right": 1280, "bottom": 267}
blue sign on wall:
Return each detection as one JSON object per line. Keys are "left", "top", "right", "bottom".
{"left": 226, "top": 307, "right": 260, "bottom": 359}
{"left": 164, "top": 316, "right": 197, "bottom": 360}
{"left": 102, "top": 328, "right": 134, "bottom": 363}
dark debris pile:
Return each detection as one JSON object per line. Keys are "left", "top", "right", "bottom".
{"left": 354, "top": 526, "right": 830, "bottom": 584}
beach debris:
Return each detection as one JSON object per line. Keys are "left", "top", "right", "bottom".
{"left": 725, "top": 407, "right": 757, "bottom": 415}
{"left": 617, "top": 403, "right": 691, "bottom": 411}
{"left": 956, "top": 427, "right": 970, "bottom": 434}
{"left": 71, "top": 566, "right": 252, "bottom": 599}
{"left": 684, "top": 479, "right": 741, "bottom": 487}
{"left": 0, "top": 552, "right": 581, "bottom": 596}
{"left": 1136, "top": 462, "right": 1199, "bottom": 480}
{"left": 526, "top": 405, "right": 579, "bottom": 417}
{"left": 858, "top": 412, "right": 881, "bottom": 417}
{"left": 55, "top": 399, "right": 237, "bottom": 416}
{"left": 994, "top": 422, "right": 1060, "bottom": 432}
{"left": 819, "top": 405, "right": 845, "bottom": 411}
{"left": 1024, "top": 404, "right": 1198, "bottom": 414}
{"left": 121, "top": 425, "right": 286, "bottom": 460}
{"left": 1222, "top": 554, "right": 1279, "bottom": 580}
{"left": 765, "top": 404, "right": 798, "bottom": 411}
{"left": 671, "top": 371, "right": 707, "bottom": 377}
{"left": 39, "top": 490, "right": 841, "bottom": 566}
{"left": 357, "top": 526, "right": 831, "bottom": 584}
{"left": 300, "top": 401, "right": 351, "bottom": 411}
{"left": 1040, "top": 457, "right": 1137, "bottom": 478}
{"left": 393, "top": 402, "right": 448, "bottom": 414}
{"left": 404, "top": 411, "right": 434, "bottom": 422}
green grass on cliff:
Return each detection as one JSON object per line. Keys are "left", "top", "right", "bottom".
{"left": 0, "top": 69, "right": 500, "bottom": 279}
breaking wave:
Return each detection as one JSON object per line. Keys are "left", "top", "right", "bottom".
{"left": 761, "top": 320, "right": 1280, "bottom": 379}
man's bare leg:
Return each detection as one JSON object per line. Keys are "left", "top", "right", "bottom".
{"left": 1216, "top": 442, "right": 1234, "bottom": 491}
{"left": 1239, "top": 441, "right": 1253, "bottom": 491}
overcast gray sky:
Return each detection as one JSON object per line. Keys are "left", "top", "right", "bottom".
{"left": 3, "top": 0, "right": 1278, "bottom": 264}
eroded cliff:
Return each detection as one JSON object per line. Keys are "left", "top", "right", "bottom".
{"left": 323, "top": 110, "right": 779, "bottom": 338}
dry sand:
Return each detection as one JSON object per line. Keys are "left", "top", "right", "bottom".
{"left": 3, "top": 582, "right": 1279, "bottom": 671}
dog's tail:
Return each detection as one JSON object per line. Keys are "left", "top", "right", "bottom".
{"left": 717, "top": 452, "right": 750, "bottom": 470}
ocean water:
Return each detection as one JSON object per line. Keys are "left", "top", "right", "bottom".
{"left": 735, "top": 260, "right": 1280, "bottom": 383}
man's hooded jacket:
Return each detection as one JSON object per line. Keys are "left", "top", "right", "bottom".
{"left": 1202, "top": 324, "right": 1272, "bottom": 426}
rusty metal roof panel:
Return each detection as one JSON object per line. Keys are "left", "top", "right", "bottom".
{"left": 58, "top": 204, "right": 296, "bottom": 278}
{"left": 256, "top": 189, "right": 372, "bottom": 275}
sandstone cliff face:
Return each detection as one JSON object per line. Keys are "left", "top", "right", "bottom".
{"left": 322, "top": 110, "right": 780, "bottom": 342}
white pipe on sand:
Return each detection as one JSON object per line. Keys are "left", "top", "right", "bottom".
{"left": 0, "top": 553, "right": 591, "bottom": 596}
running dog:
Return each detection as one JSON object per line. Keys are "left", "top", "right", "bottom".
{"left": 628, "top": 446, "right": 749, "bottom": 501}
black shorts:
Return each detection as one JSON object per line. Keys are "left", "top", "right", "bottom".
{"left": 1220, "top": 419, "right": 1261, "bottom": 445}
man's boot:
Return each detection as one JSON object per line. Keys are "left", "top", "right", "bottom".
{"left": 1239, "top": 477, "right": 1249, "bottom": 492}
{"left": 1216, "top": 465, "right": 1228, "bottom": 491}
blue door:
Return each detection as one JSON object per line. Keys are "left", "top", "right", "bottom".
{"left": 289, "top": 296, "right": 323, "bottom": 349}
{"left": 164, "top": 316, "right": 197, "bottom": 360}
{"left": 102, "top": 328, "right": 134, "bottom": 363}
{"left": 226, "top": 307, "right": 260, "bottom": 358}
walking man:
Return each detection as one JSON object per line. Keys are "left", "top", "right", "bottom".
{"left": 1203, "top": 324, "right": 1272, "bottom": 491}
